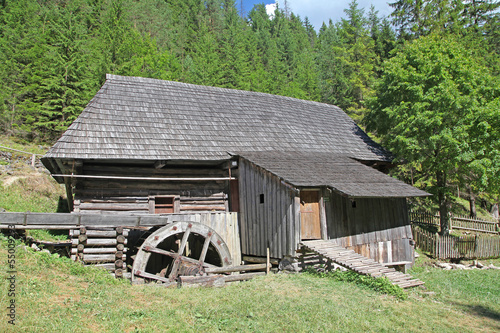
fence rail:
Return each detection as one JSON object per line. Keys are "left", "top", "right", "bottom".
{"left": 410, "top": 211, "right": 499, "bottom": 234}
{"left": 412, "top": 226, "right": 500, "bottom": 259}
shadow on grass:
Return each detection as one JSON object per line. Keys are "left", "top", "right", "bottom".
{"left": 452, "top": 302, "right": 500, "bottom": 330}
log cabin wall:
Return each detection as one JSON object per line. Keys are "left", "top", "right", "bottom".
{"left": 325, "top": 192, "right": 414, "bottom": 264}
{"left": 238, "top": 158, "right": 301, "bottom": 259}
{"left": 72, "top": 163, "right": 232, "bottom": 214}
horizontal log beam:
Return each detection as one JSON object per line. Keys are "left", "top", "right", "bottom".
{"left": 205, "top": 263, "right": 268, "bottom": 274}
{"left": 71, "top": 247, "right": 127, "bottom": 254}
{"left": 71, "top": 238, "right": 127, "bottom": 246}
{"left": 70, "top": 230, "right": 129, "bottom": 237}
{"left": 52, "top": 174, "right": 235, "bottom": 181}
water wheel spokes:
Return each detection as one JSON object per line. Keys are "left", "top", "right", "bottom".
{"left": 131, "top": 221, "right": 231, "bottom": 285}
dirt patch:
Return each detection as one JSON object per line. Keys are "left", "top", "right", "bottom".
{"left": 2, "top": 175, "right": 28, "bottom": 187}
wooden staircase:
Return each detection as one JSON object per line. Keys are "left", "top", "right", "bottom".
{"left": 300, "top": 240, "right": 424, "bottom": 289}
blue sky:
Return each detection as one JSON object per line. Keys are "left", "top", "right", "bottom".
{"left": 241, "top": 1, "right": 393, "bottom": 30}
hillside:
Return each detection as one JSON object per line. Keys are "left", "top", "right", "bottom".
{"left": 0, "top": 136, "right": 66, "bottom": 213}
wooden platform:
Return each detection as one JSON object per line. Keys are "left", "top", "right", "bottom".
{"left": 300, "top": 240, "right": 424, "bottom": 289}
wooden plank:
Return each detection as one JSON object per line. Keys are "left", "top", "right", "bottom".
{"left": 223, "top": 272, "right": 266, "bottom": 282}
{"left": 179, "top": 275, "right": 226, "bottom": 287}
{"left": 71, "top": 238, "right": 127, "bottom": 246}
{"left": 134, "top": 270, "right": 174, "bottom": 284}
{"left": 239, "top": 159, "right": 248, "bottom": 255}
{"left": 80, "top": 254, "right": 126, "bottom": 263}
{"left": 180, "top": 206, "right": 226, "bottom": 211}
{"left": 242, "top": 255, "right": 280, "bottom": 265}
{"left": 205, "top": 263, "right": 267, "bottom": 274}
{"left": 71, "top": 229, "right": 129, "bottom": 237}
{"left": 71, "top": 247, "right": 126, "bottom": 254}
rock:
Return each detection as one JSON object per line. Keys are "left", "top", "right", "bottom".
{"left": 279, "top": 256, "right": 300, "bottom": 272}
{"left": 476, "top": 261, "right": 484, "bottom": 268}
{"left": 31, "top": 243, "right": 40, "bottom": 251}
{"left": 436, "top": 262, "right": 452, "bottom": 270}
{"left": 41, "top": 249, "right": 51, "bottom": 254}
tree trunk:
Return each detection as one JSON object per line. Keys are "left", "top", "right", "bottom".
{"left": 492, "top": 203, "right": 499, "bottom": 220}
{"left": 469, "top": 188, "right": 476, "bottom": 219}
{"left": 437, "top": 170, "right": 449, "bottom": 235}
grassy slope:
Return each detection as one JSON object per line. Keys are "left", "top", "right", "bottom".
{"left": 0, "top": 136, "right": 66, "bottom": 213}
{"left": 0, "top": 241, "right": 499, "bottom": 333}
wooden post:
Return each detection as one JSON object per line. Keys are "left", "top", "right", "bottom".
{"left": 266, "top": 247, "right": 270, "bottom": 274}
{"left": 115, "top": 227, "right": 124, "bottom": 278}
{"left": 299, "top": 247, "right": 305, "bottom": 270}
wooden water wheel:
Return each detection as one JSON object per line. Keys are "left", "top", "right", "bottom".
{"left": 131, "top": 221, "right": 232, "bottom": 286}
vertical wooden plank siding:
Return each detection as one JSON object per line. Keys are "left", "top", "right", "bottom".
{"left": 325, "top": 193, "right": 414, "bottom": 264}
{"left": 237, "top": 159, "right": 299, "bottom": 258}
{"left": 155, "top": 212, "right": 241, "bottom": 265}
{"left": 238, "top": 167, "right": 247, "bottom": 255}
{"left": 270, "top": 174, "right": 277, "bottom": 258}
{"left": 320, "top": 188, "right": 328, "bottom": 240}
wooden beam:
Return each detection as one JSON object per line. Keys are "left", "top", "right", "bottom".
{"left": 51, "top": 174, "right": 236, "bottom": 181}
{"left": 54, "top": 159, "right": 74, "bottom": 212}
{"left": 205, "top": 263, "right": 267, "bottom": 274}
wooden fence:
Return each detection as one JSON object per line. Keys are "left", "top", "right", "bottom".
{"left": 412, "top": 226, "right": 500, "bottom": 259}
{"left": 410, "top": 211, "right": 499, "bottom": 234}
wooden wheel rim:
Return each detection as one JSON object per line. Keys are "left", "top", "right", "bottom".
{"left": 132, "top": 221, "right": 232, "bottom": 283}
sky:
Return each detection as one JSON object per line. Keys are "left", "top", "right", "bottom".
{"left": 241, "top": 1, "right": 393, "bottom": 30}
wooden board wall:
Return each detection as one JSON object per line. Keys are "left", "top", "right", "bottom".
{"left": 238, "top": 158, "right": 300, "bottom": 259}
{"left": 164, "top": 213, "right": 242, "bottom": 266}
{"left": 325, "top": 192, "right": 414, "bottom": 263}
{"left": 73, "top": 164, "right": 231, "bottom": 214}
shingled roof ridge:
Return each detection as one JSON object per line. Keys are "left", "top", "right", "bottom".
{"left": 105, "top": 74, "right": 342, "bottom": 110}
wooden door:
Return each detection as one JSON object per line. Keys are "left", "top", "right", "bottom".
{"left": 300, "top": 191, "right": 322, "bottom": 240}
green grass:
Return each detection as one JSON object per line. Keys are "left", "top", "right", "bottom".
{"left": 1, "top": 237, "right": 499, "bottom": 332}
{"left": 0, "top": 175, "right": 66, "bottom": 213}
{"left": 26, "top": 229, "right": 69, "bottom": 242}
{"left": 304, "top": 267, "right": 408, "bottom": 300}
{"left": 0, "top": 135, "right": 49, "bottom": 156}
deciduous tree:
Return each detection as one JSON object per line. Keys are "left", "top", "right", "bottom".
{"left": 366, "top": 33, "right": 500, "bottom": 233}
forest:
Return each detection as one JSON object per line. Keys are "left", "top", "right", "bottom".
{"left": 0, "top": 0, "right": 499, "bottom": 230}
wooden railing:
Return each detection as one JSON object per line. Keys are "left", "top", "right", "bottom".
{"left": 410, "top": 211, "right": 499, "bottom": 234}
{"left": 412, "top": 226, "right": 500, "bottom": 259}
{"left": 0, "top": 145, "right": 43, "bottom": 167}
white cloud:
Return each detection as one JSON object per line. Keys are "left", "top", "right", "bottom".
{"left": 266, "top": 3, "right": 277, "bottom": 18}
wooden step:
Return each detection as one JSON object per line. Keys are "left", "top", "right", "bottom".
{"left": 300, "top": 240, "right": 424, "bottom": 289}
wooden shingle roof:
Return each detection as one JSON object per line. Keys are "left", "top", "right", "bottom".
{"left": 44, "top": 74, "right": 392, "bottom": 162}
{"left": 236, "top": 152, "right": 429, "bottom": 198}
